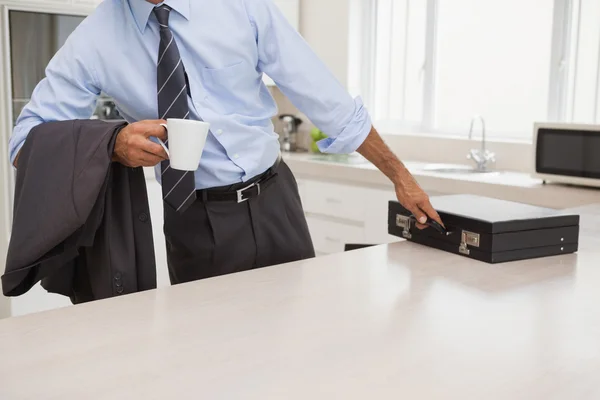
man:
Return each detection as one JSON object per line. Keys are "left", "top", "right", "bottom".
{"left": 10, "top": 0, "right": 442, "bottom": 284}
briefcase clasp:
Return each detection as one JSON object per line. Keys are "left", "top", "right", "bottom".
{"left": 395, "top": 214, "right": 413, "bottom": 239}
{"left": 459, "top": 230, "right": 480, "bottom": 255}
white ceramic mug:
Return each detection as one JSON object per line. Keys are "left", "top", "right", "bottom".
{"left": 156, "top": 119, "right": 210, "bottom": 171}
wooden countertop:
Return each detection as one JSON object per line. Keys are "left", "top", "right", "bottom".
{"left": 1, "top": 210, "right": 599, "bottom": 399}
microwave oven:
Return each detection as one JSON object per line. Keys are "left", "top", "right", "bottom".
{"left": 533, "top": 122, "right": 600, "bottom": 188}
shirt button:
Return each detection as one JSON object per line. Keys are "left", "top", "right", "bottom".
{"left": 234, "top": 154, "right": 239, "bottom": 159}
{"left": 116, "top": 287, "right": 124, "bottom": 294}
{"left": 138, "top": 212, "right": 149, "bottom": 223}
{"left": 216, "top": 129, "right": 223, "bottom": 135}
{"left": 114, "top": 272, "right": 122, "bottom": 280}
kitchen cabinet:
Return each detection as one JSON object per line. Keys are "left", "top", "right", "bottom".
{"left": 306, "top": 216, "right": 364, "bottom": 255}
{"left": 297, "top": 177, "right": 449, "bottom": 256}
{"left": 302, "top": 180, "right": 368, "bottom": 222}
{"left": 298, "top": 179, "right": 401, "bottom": 255}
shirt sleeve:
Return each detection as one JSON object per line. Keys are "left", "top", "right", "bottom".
{"left": 9, "top": 32, "right": 101, "bottom": 165}
{"left": 244, "top": 0, "right": 372, "bottom": 154}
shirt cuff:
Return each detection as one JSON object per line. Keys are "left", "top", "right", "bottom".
{"left": 316, "top": 97, "right": 372, "bottom": 154}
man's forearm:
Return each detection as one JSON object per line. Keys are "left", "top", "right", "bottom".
{"left": 356, "top": 125, "right": 442, "bottom": 226}
{"left": 356, "top": 126, "right": 407, "bottom": 185}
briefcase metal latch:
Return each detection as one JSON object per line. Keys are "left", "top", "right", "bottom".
{"left": 396, "top": 214, "right": 412, "bottom": 239}
{"left": 459, "top": 230, "right": 480, "bottom": 255}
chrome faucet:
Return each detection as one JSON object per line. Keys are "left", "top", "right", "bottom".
{"left": 467, "top": 115, "right": 495, "bottom": 172}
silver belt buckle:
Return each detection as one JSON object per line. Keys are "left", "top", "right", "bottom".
{"left": 236, "top": 182, "right": 261, "bottom": 203}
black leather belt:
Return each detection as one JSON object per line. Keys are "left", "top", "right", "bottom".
{"left": 196, "top": 155, "right": 281, "bottom": 203}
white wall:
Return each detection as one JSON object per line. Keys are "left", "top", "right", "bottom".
{"left": 299, "top": 0, "right": 350, "bottom": 87}
{"left": 0, "top": 6, "right": 12, "bottom": 319}
{"left": 0, "top": 182, "right": 10, "bottom": 319}
{"left": 0, "top": 142, "right": 11, "bottom": 320}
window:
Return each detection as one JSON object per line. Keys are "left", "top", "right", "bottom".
{"left": 352, "top": 0, "right": 600, "bottom": 140}
{"left": 564, "top": 0, "right": 600, "bottom": 123}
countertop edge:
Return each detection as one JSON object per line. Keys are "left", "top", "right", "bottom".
{"left": 283, "top": 154, "right": 600, "bottom": 209}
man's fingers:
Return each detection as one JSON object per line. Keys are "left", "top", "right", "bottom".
{"left": 408, "top": 205, "right": 427, "bottom": 225}
{"left": 408, "top": 201, "right": 442, "bottom": 230}
{"left": 418, "top": 199, "right": 443, "bottom": 227}
{"left": 155, "top": 124, "right": 168, "bottom": 141}
{"left": 118, "top": 159, "right": 134, "bottom": 168}
{"left": 139, "top": 138, "right": 169, "bottom": 159}
{"left": 143, "top": 119, "right": 167, "bottom": 125}
{"left": 140, "top": 122, "right": 168, "bottom": 140}
{"left": 127, "top": 149, "right": 164, "bottom": 167}
{"left": 139, "top": 152, "right": 165, "bottom": 167}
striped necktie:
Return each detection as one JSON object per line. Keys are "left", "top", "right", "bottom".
{"left": 154, "top": 4, "right": 196, "bottom": 213}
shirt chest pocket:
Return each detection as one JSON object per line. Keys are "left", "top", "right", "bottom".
{"left": 200, "top": 61, "right": 263, "bottom": 116}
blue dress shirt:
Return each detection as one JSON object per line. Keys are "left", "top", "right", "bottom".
{"left": 9, "top": 0, "right": 372, "bottom": 189}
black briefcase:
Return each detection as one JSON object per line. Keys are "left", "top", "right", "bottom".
{"left": 388, "top": 194, "right": 580, "bottom": 264}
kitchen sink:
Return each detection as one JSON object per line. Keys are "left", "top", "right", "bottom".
{"left": 422, "top": 164, "right": 501, "bottom": 175}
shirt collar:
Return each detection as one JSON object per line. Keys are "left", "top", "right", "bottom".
{"left": 128, "top": 0, "right": 190, "bottom": 33}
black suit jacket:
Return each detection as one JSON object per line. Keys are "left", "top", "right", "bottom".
{"left": 2, "top": 120, "right": 157, "bottom": 304}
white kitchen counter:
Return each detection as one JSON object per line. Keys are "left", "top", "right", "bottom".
{"left": 283, "top": 153, "right": 600, "bottom": 209}
{"left": 0, "top": 206, "right": 599, "bottom": 399}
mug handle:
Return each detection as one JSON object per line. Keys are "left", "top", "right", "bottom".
{"left": 155, "top": 123, "right": 170, "bottom": 158}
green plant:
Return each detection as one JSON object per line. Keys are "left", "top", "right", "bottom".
{"left": 310, "top": 127, "right": 327, "bottom": 153}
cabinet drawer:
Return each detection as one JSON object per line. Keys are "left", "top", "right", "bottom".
{"left": 302, "top": 180, "right": 367, "bottom": 222}
{"left": 306, "top": 216, "right": 365, "bottom": 254}
{"left": 364, "top": 188, "right": 403, "bottom": 245}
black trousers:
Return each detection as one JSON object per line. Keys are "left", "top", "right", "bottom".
{"left": 163, "top": 160, "right": 316, "bottom": 284}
